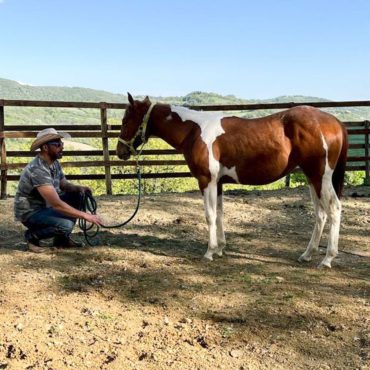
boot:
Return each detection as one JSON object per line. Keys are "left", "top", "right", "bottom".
{"left": 53, "top": 236, "right": 85, "bottom": 249}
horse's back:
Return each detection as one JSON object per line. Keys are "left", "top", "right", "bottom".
{"left": 282, "top": 105, "right": 342, "bottom": 132}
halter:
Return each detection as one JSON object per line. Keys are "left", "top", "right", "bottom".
{"left": 118, "top": 103, "right": 156, "bottom": 156}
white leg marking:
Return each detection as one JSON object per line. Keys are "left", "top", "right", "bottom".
{"left": 318, "top": 134, "right": 341, "bottom": 269}
{"left": 298, "top": 185, "right": 327, "bottom": 262}
{"left": 215, "top": 193, "right": 226, "bottom": 256}
{"left": 213, "top": 165, "right": 239, "bottom": 257}
{"left": 318, "top": 182, "right": 341, "bottom": 269}
{"left": 203, "top": 181, "right": 219, "bottom": 261}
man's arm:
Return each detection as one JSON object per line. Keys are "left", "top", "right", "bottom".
{"left": 37, "top": 185, "right": 102, "bottom": 225}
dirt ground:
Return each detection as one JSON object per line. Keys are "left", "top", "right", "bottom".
{"left": 0, "top": 185, "right": 369, "bottom": 370}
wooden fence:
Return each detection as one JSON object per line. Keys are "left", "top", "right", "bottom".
{"left": 0, "top": 99, "right": 369, "bottom": 199}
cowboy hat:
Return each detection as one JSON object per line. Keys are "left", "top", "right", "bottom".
{"left": 30, "top": 128, "right": 71, "bottom": 151}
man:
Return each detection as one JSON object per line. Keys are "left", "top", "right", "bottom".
{"left": 14, "top": 128, "right": 102, "bottom": 253}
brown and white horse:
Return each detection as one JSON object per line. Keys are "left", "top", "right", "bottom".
{"left": 117, "top": 93, "right": 348, "bottom": 268}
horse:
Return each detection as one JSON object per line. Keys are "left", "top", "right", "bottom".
{"left": 117, "top": 93, "right": 348, "bottom": 268}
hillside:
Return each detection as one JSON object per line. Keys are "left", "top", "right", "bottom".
{"left": 0, "top": 78, "right": 330, "bottom": 105}
{"left": 1, "top": 77, "right": 370, "bottom": 124}
{"left": 0, "top": 78, "right": 125, "bottom": 103}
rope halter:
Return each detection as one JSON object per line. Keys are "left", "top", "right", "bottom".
{"left": 118, "top": 103, "right": 156, "bottom": 156}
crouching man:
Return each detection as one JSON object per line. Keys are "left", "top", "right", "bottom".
{"left": 14, "top": 128, "right": 102, "bottom": 253}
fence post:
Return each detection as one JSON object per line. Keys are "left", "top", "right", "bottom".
{"left": 364, "top": 120, "right": 370, "bottom": 185}
{"left": 100, "top": 103, "right": 112, "bottom": 195}
{"left": 0, "top": 103, "right": 7, "bottom": 199}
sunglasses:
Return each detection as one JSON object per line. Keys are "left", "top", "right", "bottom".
{"left": 47, "top": 141, "right": 64, "bottom": 148}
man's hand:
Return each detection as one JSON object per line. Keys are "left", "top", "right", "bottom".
{"left": 84, "top": 213, "right": 103, "bottom": 226}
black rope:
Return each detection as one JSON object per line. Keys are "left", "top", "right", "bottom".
{"left": 78, "top": 167, "right": 142, "bottom": 246}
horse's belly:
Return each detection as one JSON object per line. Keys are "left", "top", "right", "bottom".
{"left": 220, "top": 156, "right": 293, "bottom": 185}
{"left": 238, "top": 171, "right": 286, "bottom": 185}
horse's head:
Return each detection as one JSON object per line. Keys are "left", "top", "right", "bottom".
{"left": 116, "top": 93, "right": 155, "bottom": 160}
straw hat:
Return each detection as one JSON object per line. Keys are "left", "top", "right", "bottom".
{"left": 30, "top": 128, "right": 71, "bottom": 151}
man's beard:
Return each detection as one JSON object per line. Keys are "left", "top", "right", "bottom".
{"left": 50, "top": 151, "right": 63, "bottom": 160}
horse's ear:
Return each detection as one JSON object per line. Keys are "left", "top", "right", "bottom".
{"left": 127, "top": 92, "right": 134, "bottom": 106}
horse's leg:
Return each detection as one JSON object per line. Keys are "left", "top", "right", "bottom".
{"left": 298, "top": 184, "right": 327, "bottom": 262}
{"left": 318, "top": 175, "right": 341, "bottom": 269}
{"left": 202, "top": 179, "right": 219, "bottom": 261}
{"left": 215, "top": 183, "right": 226, "bottom": 256}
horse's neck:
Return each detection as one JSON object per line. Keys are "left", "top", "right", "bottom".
{"left": 150, "top": 106, "right": 193, "bottom": 152}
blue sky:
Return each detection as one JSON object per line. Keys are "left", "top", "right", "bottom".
{"left": 0, "top": 0, "right": 369, "bottom": 100}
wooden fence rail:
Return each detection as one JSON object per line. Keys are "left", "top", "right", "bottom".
{"left": 0, "top": 99, "right": 369, "bottom": 199}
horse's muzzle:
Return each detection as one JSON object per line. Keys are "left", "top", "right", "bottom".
{"left": 116, "top": 143, "right": 131, "bottom": 160}
{"left": 117, "top": 150, "right": 131, "bottom": 161}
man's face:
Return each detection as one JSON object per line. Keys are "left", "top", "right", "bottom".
{"left": 46, "top": 139, "right": 64, "bottom": 160}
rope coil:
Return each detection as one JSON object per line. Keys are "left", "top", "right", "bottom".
{"left": 78, "top": 166, "right": 142, "bottom": 246}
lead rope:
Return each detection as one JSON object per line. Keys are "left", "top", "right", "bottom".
{"left": 78, "top": 147, "right": 144, "bottom": 246}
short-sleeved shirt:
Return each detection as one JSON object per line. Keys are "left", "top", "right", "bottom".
{"left": 14, "top": 155, "right": 66, "bottom": 222}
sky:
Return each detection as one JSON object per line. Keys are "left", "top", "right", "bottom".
{"left": 0, "top": 0, "right": 370, "bottom": 101}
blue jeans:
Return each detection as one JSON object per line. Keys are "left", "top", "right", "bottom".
{"left": 22, "top": 192, "right": 83, "bottom": 244}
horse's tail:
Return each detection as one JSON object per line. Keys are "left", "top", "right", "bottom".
{"left": 332, "top": 123, "right": 348, "bottom": 199}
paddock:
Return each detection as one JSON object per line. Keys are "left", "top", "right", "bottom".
{"left": 0, "top": 186, "right": 369, "bottom": 369}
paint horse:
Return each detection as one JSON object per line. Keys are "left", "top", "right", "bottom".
{"left": 117, "top": 93, "right": 348, "bottom": 268}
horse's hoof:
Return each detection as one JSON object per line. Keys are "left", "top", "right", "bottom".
{"left": 203, "top": 253, "right": 213, "bottom": 261}
{"left": 318, "top": 261, "right": 331, "bottom": 269}
{"left": 298, "top": 254, "right": 311, "bottom": 263}
{"left": 215, "top": 250, "right": 223, "bottom": 257}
